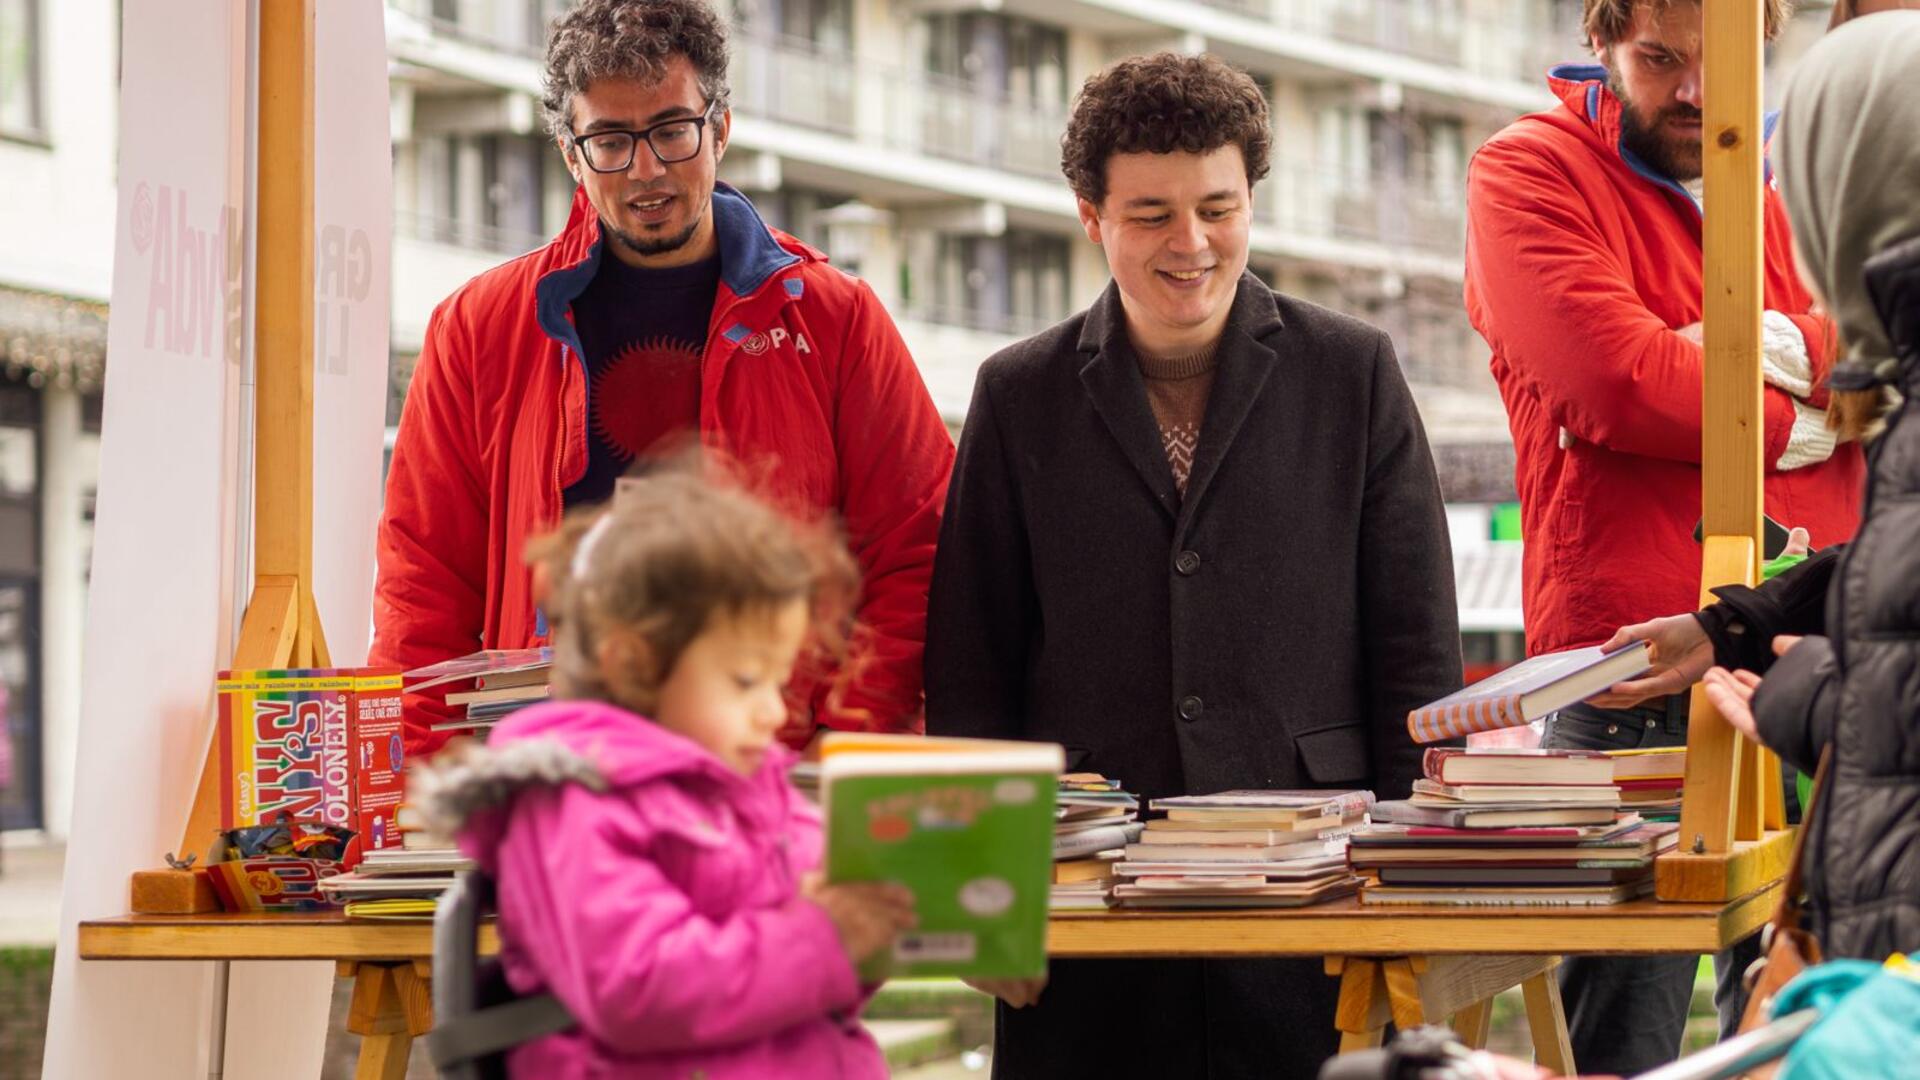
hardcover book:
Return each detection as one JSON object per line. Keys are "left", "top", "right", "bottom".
{"left": 820, "top": 733, "right": 1064, "bottom": 981}
{"left": 1406, "top": 642, "right": 1651, "bottom": 743}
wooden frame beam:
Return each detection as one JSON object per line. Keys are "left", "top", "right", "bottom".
{"left": 174, "top": 0, "right": 329, "bottom": 866}
{"left": 1660, "top": 0, "right": 1795, "bottom": 902}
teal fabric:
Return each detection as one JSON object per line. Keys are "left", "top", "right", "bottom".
{"left": 1774, "top": 960, "right": 1920, "bottom": 1079}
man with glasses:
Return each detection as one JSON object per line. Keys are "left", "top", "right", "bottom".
{"left": 373, "top": 0, "right": 953, "bottom": 755}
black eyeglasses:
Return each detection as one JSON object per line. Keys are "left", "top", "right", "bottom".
{"left": 569, "top": 101, "right": 717, "bottom": 174}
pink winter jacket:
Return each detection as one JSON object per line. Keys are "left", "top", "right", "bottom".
{"left": 436, "top": 700, "right": 887, "bottom": 1079}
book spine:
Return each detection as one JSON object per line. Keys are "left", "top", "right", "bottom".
{"left": 1054, "top": 822, "right": 1143, "bottom": 859}
{"left": 1408, "top": 691, "right": 1528, "bottom": 744}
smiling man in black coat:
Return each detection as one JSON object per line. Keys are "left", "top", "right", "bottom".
{"left": 924, "top": 53, "right": 1463, "bottom": 1079}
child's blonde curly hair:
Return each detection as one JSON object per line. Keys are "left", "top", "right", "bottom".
{"left": 525, "top": 462, "right": 862, "bottom": 721}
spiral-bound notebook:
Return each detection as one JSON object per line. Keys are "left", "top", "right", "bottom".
{"left": 1406, "top": 641, "right": 1651, "bottom": 743}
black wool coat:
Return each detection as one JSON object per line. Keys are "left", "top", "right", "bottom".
{"left": 925, "top": 273, "right": 1463, "bottom": 1079}
{"left": 1753, "top": 235, "right": 1920, "bottom": 962}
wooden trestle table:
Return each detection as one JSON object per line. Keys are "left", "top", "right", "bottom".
{"left": 79, "top": 884, "right": 1778, "bottom": 1080}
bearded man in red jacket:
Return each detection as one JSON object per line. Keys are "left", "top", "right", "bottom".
{"left": 1464, "top": 0, "right": 1864, "bottom": 1073}
{"left": 372, "top": 0, "right": 953, "bottom": 756}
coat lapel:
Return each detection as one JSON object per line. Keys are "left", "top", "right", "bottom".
{"left": 1077, "top": 283, "right": 1179, "bottom": 523}
{"left": 1178, "top": 275, "right": 1284, "bottom": 536}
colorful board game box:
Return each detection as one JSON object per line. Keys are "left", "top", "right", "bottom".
{"left": 215, "top": 667, "right": 406, "bottom": 870}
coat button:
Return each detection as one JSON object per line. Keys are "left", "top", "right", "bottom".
{"left": 1606, "top": 724, "right": 1619, "bottom": 735}
{"left": 1174, "top": 550, "right": 1201, "bottom": 575}
{"left": 1179, "top": 695, "right": 1204, "bottom": 721}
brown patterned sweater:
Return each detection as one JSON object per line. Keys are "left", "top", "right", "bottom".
{"left": 1137, "top": 340, "right": 1220, "bottom": 496}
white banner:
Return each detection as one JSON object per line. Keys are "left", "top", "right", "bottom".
{"left": 44, "top": 2, "right": 392, "bottom": 1076}
{"left": 312, "top": 0, "right": 393, "bottom": 665}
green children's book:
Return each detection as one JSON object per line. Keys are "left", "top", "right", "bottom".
{"left": 820, "top": 733, "right": 1065, "bottom": 981}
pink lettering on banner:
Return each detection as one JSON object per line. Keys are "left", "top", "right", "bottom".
{"left": 134, "top": 181, "right": 244, "bottom": 363}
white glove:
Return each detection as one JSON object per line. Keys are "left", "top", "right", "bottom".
{"left": 1777, "top": 398, "right": 1837, "bottom": 471}
{"left": 1761, "top": 310, "right": 1813, "bottom": 397}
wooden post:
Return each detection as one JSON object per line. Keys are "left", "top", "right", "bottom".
{"left": 175, "top": 0, "right": 330, "bottom": 865}
{"left": 1657, "top": 0, "right": 1797, "bottom": 901}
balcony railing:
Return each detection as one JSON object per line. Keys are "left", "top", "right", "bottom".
{"left": 728, "top": 35, "right": 860, "bottom": 137}
{"left": 388, "top": 0, "right": 547, "bottom": 58}
{"left": 731, "top": 34, "right": 1068, "bottom": 182}
{"left": 1197, "top": 0, "right": 1582, "bottom": 88}
{"left": 899, "top": 301, "right": 1063, "bottom": 340}
{"left": 1259, "top": 162, "right": 1467, "bottom": 257}
{"left": 395, "top": 209, "right": 548, "bottom": 256}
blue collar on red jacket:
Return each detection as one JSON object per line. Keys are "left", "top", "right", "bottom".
{"left": 1548, "top": 62, "right": 1780, "bottom": 216}
{"left": 532, "top": 183, "right": 802, "bottom": 359}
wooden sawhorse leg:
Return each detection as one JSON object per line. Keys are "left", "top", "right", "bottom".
{"left": 340, "top": 960, "right": 434, "bottom": 1080}
{"left": 1325, "top": 955, "right": 1574, "bottom": 1073}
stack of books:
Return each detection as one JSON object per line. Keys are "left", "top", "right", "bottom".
{"left": 1108, "top": 790, "right": 1370, "bottom": 909}
{"left": 1356, "top": 748, "right": 1676, "bottom": 906}
{"left": 1607, "top": 747, "right": 1686, "bottom": 820}
{"left": 404, "top": 647, "right": 553, "bottom": 737}
{"left": 317, "top": 845, "right": 476, "bottom": 919}
{"left": 1049, "top": 774, "right": 1141, "bottom": 910}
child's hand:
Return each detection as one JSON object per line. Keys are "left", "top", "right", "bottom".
{"left": 801, "top": 873, "right": 917, "bottom": 964}
{"left": 963, "top": 975, "right": 1049, "bottom": 1008}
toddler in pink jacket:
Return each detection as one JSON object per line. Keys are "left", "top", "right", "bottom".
{"left": 419, "top": 471, "right": 915, "bottom": 1078}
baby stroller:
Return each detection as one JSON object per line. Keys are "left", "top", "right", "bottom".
{"left": 428, "top": 869, "right": 575, "bottom": 1079}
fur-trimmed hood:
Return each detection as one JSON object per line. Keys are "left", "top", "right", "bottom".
{"left": 414, "top": 698, "right": 798, "bottom": 871}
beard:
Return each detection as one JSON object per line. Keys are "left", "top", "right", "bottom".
{"left": 606, "top": 210, "right": 704, "bottom": 258}
{"left": 1610, "top": 69, "right": 1703, "bottom": 182}
{"left": 603, "top": 182, "right": 711, "bottom": 259}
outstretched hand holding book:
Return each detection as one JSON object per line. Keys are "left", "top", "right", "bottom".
{"left": 799, "top": 872, "right": 918, "bottom": 968}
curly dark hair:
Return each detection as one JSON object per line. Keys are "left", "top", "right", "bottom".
{"left": 541, "top": 0, "right": 732, "bottom": 146}
{"left": 1060, "top": 53, "right": 1271, "bottom": 207}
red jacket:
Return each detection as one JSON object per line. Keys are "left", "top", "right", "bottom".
{"left": 1465, "top": 67, "right": 1863, "bottom": 656}
{"left": 373, "top": 184, "right": 954, "bottom": 755}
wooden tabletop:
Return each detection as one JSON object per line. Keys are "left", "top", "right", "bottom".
{"left": 78, "top": 884, "right": 1777, "bottom": 963}
{"left": 1047, "top": 885, "right": 1779, "bottom": 957}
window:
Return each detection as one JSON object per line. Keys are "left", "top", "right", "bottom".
{"left": 408, "top": 130, "right": 549, "bottom": 253}
{"left": 0, "top": 0, "right": 43, "bottom": 140}
{"left": 733, "top": 0, "right": 851, "bottom": 51}
{"left": 923, "top": 229, "right": 1069, "bottom": 336}
{"left": 925, "top": 12, "right": 1066, "bottom": 104}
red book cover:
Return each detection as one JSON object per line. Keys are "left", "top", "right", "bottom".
{"left": 348, "top": 668, "right": 406, "bottom": 866}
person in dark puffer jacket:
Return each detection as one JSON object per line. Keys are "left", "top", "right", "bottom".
{"left": 1609, "top": 13, "right": 1920, "bottom": 965}
{"left": 1741, "top": 12, "right": 1920, "bottom": 963}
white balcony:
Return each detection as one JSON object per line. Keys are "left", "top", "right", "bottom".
{"left": 389, "top": 212, "right": 541, "bottom": 350}
{"left": 970, "top": 0, "right": 1566, "bottom": 113}
{"left": 1262, "top": 163, "right": 1466, "bottom": 261}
